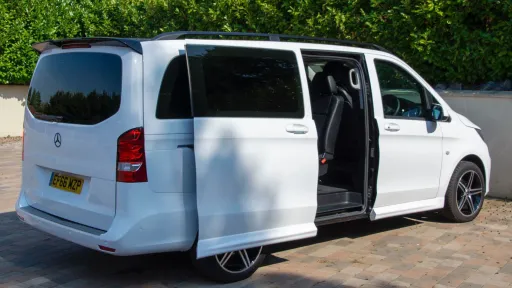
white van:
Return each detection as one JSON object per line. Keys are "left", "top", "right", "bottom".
{"left": 16, "top": 32, "right": 491, "bottom": 283}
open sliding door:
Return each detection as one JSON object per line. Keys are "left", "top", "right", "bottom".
{"left": 185, "top": 40, "right": 319, "bottom": 258}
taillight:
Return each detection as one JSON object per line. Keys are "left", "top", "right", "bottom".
{"left": 22, "top": 129, "right": 25, "bottom": 161}
{"left": 116, "top": 127, "right": 148, "bottom": 183}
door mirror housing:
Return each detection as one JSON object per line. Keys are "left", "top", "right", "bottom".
{"left": 431, "top": 104, "right": 450, "bottom": 121}
{"left": 425, "top": 90, "right": 449, "bottom": 122}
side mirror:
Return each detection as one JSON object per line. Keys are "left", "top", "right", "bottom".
{"left": 431, "top": 104, "right": 447, "bottom": 121}
{"left": 327, "top": 75, "right": 338, "bottom": 95}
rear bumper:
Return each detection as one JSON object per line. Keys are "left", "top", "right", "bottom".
{"left": 16, "top": 185, "right": 198, "bottom": 256}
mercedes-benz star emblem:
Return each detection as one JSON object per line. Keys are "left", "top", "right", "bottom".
{"left": 54, "top": 133, "right": 62, "bottom": 148}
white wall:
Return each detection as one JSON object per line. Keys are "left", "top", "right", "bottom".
{"left": 0, "top": 85, "right": 27, "bottom": 137}
{"left": 440, "top": 91, "right": 512, "bottom": 199}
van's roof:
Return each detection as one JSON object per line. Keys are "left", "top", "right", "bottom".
{"left": 32, "top": 31, "right": 393, "bottom": 56}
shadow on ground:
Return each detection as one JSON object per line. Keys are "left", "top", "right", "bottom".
{"left": 0, "top": 210, "right": 424, "bottom": 287}
{"left": 267, "top": 216, "right": 422, "bottom": 256}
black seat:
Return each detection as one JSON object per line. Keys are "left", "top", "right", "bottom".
{"left": 310, "top": 72, "right": 345, "bottom": 176}
{"left": 324, "top": 62, "right": 364, "bottom": 191}
{"left": 323, "top": 62, "right": 355, "bottom": 109}
{"left": 323, "top": 62, "right": 359, "bottom": 152}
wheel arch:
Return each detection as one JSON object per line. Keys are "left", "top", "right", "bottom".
{"left": 460, "top": 154, "right": 486, "bottom": 186}
{"left": 438, "top": 151, "right": 490, "bottom": 200}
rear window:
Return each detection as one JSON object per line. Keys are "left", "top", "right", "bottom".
{"left": 27, "top": 52, "right": 122, "bottom": 125}
{"left": 187, "top": 45, "right": 304, "bottom": 118}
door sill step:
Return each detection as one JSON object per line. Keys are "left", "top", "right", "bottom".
{"left": 315, "top": 210, "right": 367, "bottom": 226}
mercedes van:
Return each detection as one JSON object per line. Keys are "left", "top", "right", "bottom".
{"left": 16, "top": 32, "right": 491, "bottom": 283}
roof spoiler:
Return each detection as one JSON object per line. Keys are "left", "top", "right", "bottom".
{"left": 32, "top": 37, "right": 144, "bottom": 54}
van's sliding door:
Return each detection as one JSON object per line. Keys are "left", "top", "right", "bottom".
{"left": 185, "top": 40, "right": 319, "bottom": 258}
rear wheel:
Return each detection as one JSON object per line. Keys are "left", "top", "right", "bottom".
{"left": 443, "top": 161, "right": 485, "bottom": 222}
{"left": 192, "top": 246, "right": 266, "bottom": 283}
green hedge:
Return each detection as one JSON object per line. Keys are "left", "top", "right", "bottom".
{"left": 1, "top": 0, "right": 511, "bottom": 85}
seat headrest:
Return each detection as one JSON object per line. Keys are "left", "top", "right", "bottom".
{"left": 310, "top": 72, "right": 332, "bottom": 102}
{"left": 323, "top": 62, "right": 352, "bottom": 89}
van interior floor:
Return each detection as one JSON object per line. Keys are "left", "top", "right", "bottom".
{"left": 317, "top": 184, "right": 363, "bottom": 216}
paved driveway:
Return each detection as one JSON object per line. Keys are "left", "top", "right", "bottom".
{"left": 1, "top": 141, "right": 512, "bottom": 288}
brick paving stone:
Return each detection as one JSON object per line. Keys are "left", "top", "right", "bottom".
{"left": 458, "top": 283, "right": 485, "bottom": 288}
{"left": 444, "top": 241, "right": 464, "bottom": 251}
{"left": 466, "top": 272, "right": 492, "bottom": 285}
{"left": 20, "top": 277, "right": 50, "bottom": 287}
{"left": 438, "top": 268, "right": 473, "bottom": 287}
{"left": 439, "top": 259, "right": 463, "bottom": 268}
{"left": 365, "top": 280, "right": 391, "bottom": 288}
{"left": 365, "top": 264, "right": 389, "bottom": 273}
{"left": 498, "top": 262, "right": 512, "bottom": 274}
{"left": 309, "top": 280, "right": 339, "bottom": 288}
{"left": 374, "top": 272, "right": 400, "bottom": 282}
{"left": 420, "top": 275, "right": 444, "bottom": 284}
{"left": 343, "top": 277, "right": 369, "bottom": 287}
{"left": 432, "top": 249, "right": 458, "bottom": 259}
{"left": 333, "top": 239, "right": 354, "bottom": 247}
{"left": 309, "top": 245, "right": 343, "bottom": 258}
{"left": 322, "top": 272, "right": 350, "bottom": 286}
{"left": 412, "top": 278, "right": 439, "bottom": 288}
{"left": 354, "top": 270, "right": 375, "bottom": 281}
{"left": 360, "top": 254, "right": 386, "bottom": 264}
{"left": 393, "top": 263, "right": 417, "bottom": 271}
{"left": 391, "top": 279, "right": 412, "bottom": 287}
{"left": 478, "top": 265, "right": 500, "bottom": 275}
{"left": 417, "top": 259, "right": 440, "bottom": 269}
{"left": 483, "top": 279, "right": 509, "bottom": 287}
{"left": 453, "top": 253, "right": 472, "bottom": 260}
{"left": 340, "top": 265, "right": 365, "bottom": 276}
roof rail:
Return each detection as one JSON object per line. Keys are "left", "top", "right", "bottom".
{"left": 153, "top": 31, "right": 391, "bottom": 53}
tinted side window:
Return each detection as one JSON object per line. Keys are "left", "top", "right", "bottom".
{"left": 156, "top": 55, "right": 192, "bottom": 119}
{"left": 375, "top": 60, "right": 427, "bottom": 119}
{"left": 27, "top": 53, "right": 122, "bottom": 125}
{"left": 187, "top": 45, "right": 304, "bottom": 118}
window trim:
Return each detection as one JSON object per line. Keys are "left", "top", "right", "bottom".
{"left": 373, "top": 59, "right": 432, "bottom": 121}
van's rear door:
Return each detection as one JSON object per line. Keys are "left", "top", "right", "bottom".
{"left": 184, "top": 40, "right": 319, "bottom": 258}
{"left": 22, "top": 47, "right": 143, "bottom": 231}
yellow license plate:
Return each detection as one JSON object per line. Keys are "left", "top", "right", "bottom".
{"left": 49, "top": 173, "right": 84, "bottom": 194}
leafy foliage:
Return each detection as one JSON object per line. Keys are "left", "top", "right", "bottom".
{"left": 1, "top": 0, "right": 511, "bottom": 85}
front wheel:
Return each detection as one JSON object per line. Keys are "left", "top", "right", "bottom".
{"left": 443, "top": 161, "right": 485, "bottom": 222}
{"left": 192, "top": 246, "right": 266, "bottom": 283}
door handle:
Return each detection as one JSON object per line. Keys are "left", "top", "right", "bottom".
{"left": 286, "top": 124, "right": 309, "bottom": 134}
{"left": 384, "top": 123, "right": 401, "bottom": 132}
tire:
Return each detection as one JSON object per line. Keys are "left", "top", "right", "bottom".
{"left": 443, "top": 161, "right": 485, "bottom": 223}
{"left": 191, "top": 246, "right": 266, "bottom": 283}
